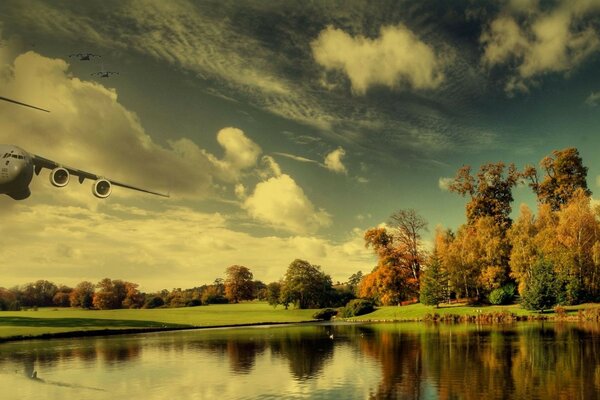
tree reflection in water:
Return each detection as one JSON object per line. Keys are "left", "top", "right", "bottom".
{"left": 1, "top": 323, "right": 600, "bottom": 399}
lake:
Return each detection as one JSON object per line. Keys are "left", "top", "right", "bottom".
{"left": 0, "top": 322, "right": 599, "bottom": 399}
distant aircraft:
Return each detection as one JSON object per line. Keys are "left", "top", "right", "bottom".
{"left": 69, "top": 53, "right": 101, "bottom": 61}
{"left": 0, "top": 97, "right": 169, "bottom": 200}
{"left": 91, "top": 70, "right": 119, "bottom": 78}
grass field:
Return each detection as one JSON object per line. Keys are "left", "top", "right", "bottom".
{"left": 1, "top": 301, "right": 597, "bottom": 341}
{"left": 0, "top": 302, "right": 317, "bottom": 340}
{"left": 349, "top": 301, "right": 592, "bottom": 321}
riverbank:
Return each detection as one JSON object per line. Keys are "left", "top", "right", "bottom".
{"left": 347, "top": 301, "right": 600, "bottom": 322}
{"left": 0, "top": 302, "right": 318, "bottom": 342}
{"left": 2, "top": 301, "right": 599, "bottom": 343}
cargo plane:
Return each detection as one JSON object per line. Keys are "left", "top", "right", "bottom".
{"left": 0, "top": 96, "right": 169, "bottom": 200}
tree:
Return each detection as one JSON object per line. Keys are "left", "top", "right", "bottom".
{"left": 93, "top": 278, "right": 128, "bottom": 309}
{"left": 419, "top": 253, "right": 447, "bottom": 307}
{"left": 52, "top": 285, "right": 73, "bottom": 307}
{"left": 69, "top": 281, "right": 95, "bottom": 308}
{"left": 521, "top": 259, "right": 559, "bottom": 312}
{"left": 347, "top": 271, "right": 363, "bottom": 295}
{"left": 224, "top": 265, "right": 254, "bottom": 303}
{"left": 388, "top": 209, "right": 429, "bottom": 285}
{"left": 266, "top": 282, "right": 282, "bottom": 308}
{"left": 20, "top": 280, "right": 58, "bottom": 307}
{"left": 280, "top": 259, "right": 333, "bottom": 309}
{"left": 507, "top": 204, "right": 539, "bottom": 295}
{"left": 449, "top": 162, "right": 520, "bottom": 230}
{"left": 523, "top": 147, "right": 591, "bottom": 211}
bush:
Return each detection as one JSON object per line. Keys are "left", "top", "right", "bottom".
{"left": 186, "top": 299, "right": 202, "bottom": 307}
{"left": 339, "top": 299, "right": 375, "bottom": 318}
{"left": 488, "top": 283, "right": 517, "bottom": 305}
{"left": 312, "top": 308, "right": 338, "bottom": 320}
{"left": 554, "top": 305, "right": 567, "bottom": 318}
{"left": 144, "top": 296, "right": 165, "bottom": 309}
{"left": 203, "top": 294, "right": 229, "bottom": 304}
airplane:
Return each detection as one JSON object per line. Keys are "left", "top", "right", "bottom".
{"left": 91, "top": 71, "right": 119, "bottom": 78}
{"left": 69, "top": 53, "right": 101, "bottom": 61}
{"left": 0, "top": 97, "right": 169, "bottom": 200}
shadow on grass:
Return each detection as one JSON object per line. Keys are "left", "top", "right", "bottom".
{"left": 0, "top": 316, "right": 190, "bottom": 328}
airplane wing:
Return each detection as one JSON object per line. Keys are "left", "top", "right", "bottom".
{"left": 32, "top": 154, "right": 170, "bottom": 198}
{"left": 0, "top": 96, "right": 50, "bottom": 112}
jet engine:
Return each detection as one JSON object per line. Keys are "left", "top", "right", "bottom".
{"left": 92, "top": 179, "right": 112, "bottom": 198}
{"left": 49, "top": 167, "right": 70, "bottom": 187}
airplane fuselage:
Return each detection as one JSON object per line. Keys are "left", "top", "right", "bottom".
{"left": 0, "top": 144, "right": 34, "bottom": 200}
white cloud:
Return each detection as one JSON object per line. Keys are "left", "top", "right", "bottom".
{"left": 311, "top": 24, "right": 445, "bottom": 94}
{"left": 243, "top": 174, "right": 332, "bottom": 234}
{"left": 438, "top": 177, "right": 454, "bottom": 191}
{"left": 481, "top": 2, "right": 600, "bottom": 94}
{"left": 0, "top": 203, "right": 374, "bottom": 291}
{"left": 585, "top": 91, "right": 600, "bottom": 106}
{"left": 323, "top": 147, "right": 347, "bottom": 174}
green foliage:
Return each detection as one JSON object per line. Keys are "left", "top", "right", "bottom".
{"left": 488, "top": 283, "right": 516, "bottom": 305}
{"left": 312, "top": 308, "right": 337, "bottom": 321}
{"left": 521, "top": 259, "right": 559, "bottom": 312}
{"left": 281, "top": 259, "right": 334, "bottom": 309}
{"left": 144, "top": 296, "right": 165, "bottom": 309}
{"left": 266, "top": 282, "right": 281, "bottom": 308}
{"left": 339, "top": 299, "right": 375, "bottom": 318}
{"left": 419, "top": 255, "right": 447, "bottom": 307}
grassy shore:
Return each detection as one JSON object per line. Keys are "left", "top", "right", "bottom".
{"left": 1, "top": 301, "right": 598, "bottom": 342}
{"left": 0, "top": 302, "right": 317, "bottom": 341}
{"left": 348, "top": 301, "right": 595, "bottom": 322}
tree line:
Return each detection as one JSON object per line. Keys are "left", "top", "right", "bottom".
{"left": 0, "top": 261, "right": 361, "bottom": 311}
{"left": 360, "top": 147, "right": 598, "bottom": 312}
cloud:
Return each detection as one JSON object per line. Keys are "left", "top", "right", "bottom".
{"left": 243, "top": 174, "right": 332, "bottom": 234}
{"left": 585, "top": 91, "right": 600, "bottom": 106}
{"left": 438, "top": 177, "right": 453, "bottom": 191}
{"left": 0, "top": 203, "right": 374, "bottom": 291}
{"left": 323, "top": 147, "right": 347, "bottom": 174}
{"left": 481, "top": 2, "right": 600, "bottom": 94}
{"left": 311, "top": 24, "right": 445, "bottom": 94}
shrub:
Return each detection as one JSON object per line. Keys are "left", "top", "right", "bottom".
{"left": 312, "top": 308, "right": 338, "bottom": 321}
{"left": 488, "top": 283, "right": 516, "bottom": 305}
{"left": 144, "top": 296, "right": 165, "bottom": 309}
{"left": 554, "top": 305, "right": 567, "bottom": 318}
{"left": 339, "top": 299, "right": 375, "bottom": 318}
{"left": 186, "top": 299, "right": 202, "bottom": 307}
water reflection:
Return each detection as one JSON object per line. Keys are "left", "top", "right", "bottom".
{"left": 0, "top": 322, "right": 600, "bottom": 399}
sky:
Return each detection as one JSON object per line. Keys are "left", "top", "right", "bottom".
{"left": 0, "top": 0, "right": 599, "bottom": 292}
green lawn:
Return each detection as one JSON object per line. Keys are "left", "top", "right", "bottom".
{"left": 348, "top": 301, "right": 593, "bottom": 321}
{"left": 0, "top": 302, "right": 317, "bottom": 340}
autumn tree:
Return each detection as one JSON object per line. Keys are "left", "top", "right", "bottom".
{"left": 224, "top": 265, "right": 254, "bottom": 303}
{"left": 449, "top": 162, "right": 520, "bottom": 230}
{"left": 52, "top": 285, "right": 73, "bottom": 307}
{"left": 553, "top": 189, "right": 599, "bottom": 303}
{"left": 388, "top": 209, "right": 428, "bottom": 284}
{"left": 69, "top": 281, "right": 95, "bottom": 308}
{"left": 280, "top": 259, "right": 333, "bottom": 309}
{"left": 93, "top": 278, "right": 129, "bottom": 309}
{"left": 523, "top": 147, "right": 591, "bottom": 211}
{"left": 507, "top": 204, "right": 540, "bottom": 295}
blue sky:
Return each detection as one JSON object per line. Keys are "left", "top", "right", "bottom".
{"left": 0, "top": 0, "right": 599, "bottom": 290}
